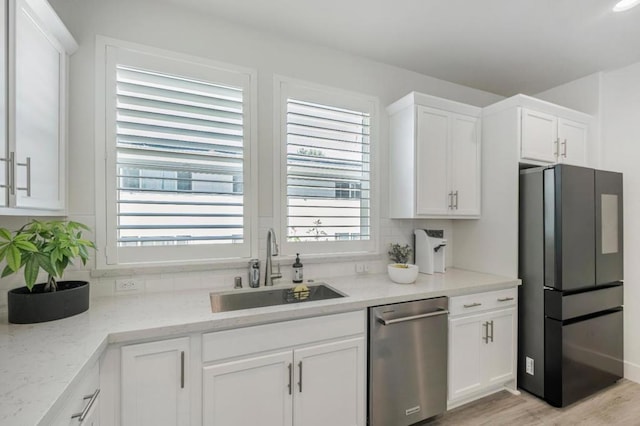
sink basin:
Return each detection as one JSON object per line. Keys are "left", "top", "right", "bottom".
{"left": 210, "top": 283, "right": 346, "bottom": 313}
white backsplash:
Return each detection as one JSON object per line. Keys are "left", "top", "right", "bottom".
{"left": 0, "top": 216, "right": 454, "bottom": 308}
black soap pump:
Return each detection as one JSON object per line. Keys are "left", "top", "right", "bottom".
{"left": 292, "top": 253, "right": 304, "bottom": 283}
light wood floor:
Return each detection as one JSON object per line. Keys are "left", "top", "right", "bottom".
{"left": 425, "top": 380, "right": 640, "bottom": 425}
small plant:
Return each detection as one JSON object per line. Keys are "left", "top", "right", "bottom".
{"left": 388, "top": 243, "right": 412, "bottom": 265}
{"left": 0, "top": 220, "right": 96, "bottom": 292}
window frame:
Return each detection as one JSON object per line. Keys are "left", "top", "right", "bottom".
{"left": 274, "top": 76, "right": 379, "bottom": 256}
{"left": 95, "top": 37, "right": 258, "bottom": 269}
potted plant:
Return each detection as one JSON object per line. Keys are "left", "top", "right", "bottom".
{"left": 387, "top": 243, "right": 419, "bottom": 284}
{"left": 0, "top": 220, "right": 96, "bottom": 324}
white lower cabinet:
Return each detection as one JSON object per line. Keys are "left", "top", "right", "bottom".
{"left": 293, "top": 338, "right": 364, "bottom": 426}
{"left": 121, "top": 337, "right": 190, "bottom": 426}
{"left": 49, "top": 361, "right": 100, "bottom": 426}
{"left": 201, "top": 311, "right": 366, "bottom": 426}
{"left": 202, "top": 351, "right": 293, "bottom": 425}
{"left": 448, "top": 288, "right": 517, "bottom": 409}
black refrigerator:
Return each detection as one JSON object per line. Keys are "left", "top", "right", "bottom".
{"left": 519, "top": 164, "right": 624, "bottom": 407}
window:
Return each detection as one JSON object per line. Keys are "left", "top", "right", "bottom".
{"left": 276, "top": 78, "right": 377, "bottom": 255}
{"left": 96, "top": 39, "right": 256, "bottom": 267}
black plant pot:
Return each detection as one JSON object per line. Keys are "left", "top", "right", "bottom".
{"left": 8, "top": 281, "right": 90, "bottom": 324}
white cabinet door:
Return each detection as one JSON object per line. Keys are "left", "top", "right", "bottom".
{"left": 293, "top": 337, "right": 365, "bottom": 426}
{"left": 121, "top": 337, "right": 190, "bottom": 426}
{"left": 484, "top": 308, "right": 517, "bottom": 387}
{"left": 558, "top": 118, "right": 588, "bottom": 166}
{"left": 521, "top": 108, "right": 558, "bottom": 164}
{"left": 448, "top": 314, "right": 483, "bottom": 401}
{"left": 0, "top": 0, "right": 6, "bottom": 207}
{"left": 450, "top": 113, "right": 480, "bottom": 216}
{"left": 202, "top": 351, "right": 293, "bottom": 426}
{"left": 415, "top": 106, "right": 449, "bottom": 216}
{"left": 13, "top": 0, "right": 65, "bottom": 210}
{"left": 448, "top": 305, "right": 517, "bottom": 407}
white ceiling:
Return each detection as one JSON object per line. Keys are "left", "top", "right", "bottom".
{"left": 164, "top": 0, "right": 640, "bottom": 96}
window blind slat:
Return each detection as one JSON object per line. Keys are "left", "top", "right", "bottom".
{"left": 115, "top": 65, "right": 245, "bottom": 247}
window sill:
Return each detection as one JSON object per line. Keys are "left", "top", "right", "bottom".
{"left": 90, "top": 252, "right": 383, "bottom": 278}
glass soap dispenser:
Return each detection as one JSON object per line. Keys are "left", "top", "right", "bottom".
{"left": 292, "top": 253, "right": 304, "bottom": 283}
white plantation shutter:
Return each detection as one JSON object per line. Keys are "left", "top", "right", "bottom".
{"left": 99, "top": 43, "right": 255, "bottom": 266}
{"left": 116, "top": 66, "right": 245, "bottom": 246}
{"left": 285, "top": 98, "right": 371, "bottom": 244}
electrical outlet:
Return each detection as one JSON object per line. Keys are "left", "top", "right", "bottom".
{"left": 355, "top": 263, "right": 365, "bottom": 273}
{"left": 116, "top": 278, "right": 144, "bottom": 292}
{"left": 526, "top": 357, "right": 534, "bottom": 375}
{"left": 363, "top": 263, "right": 370, "bottom": 272}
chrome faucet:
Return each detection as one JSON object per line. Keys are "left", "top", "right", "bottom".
{"left": 265, "top": 228, "right": 282, "bottom": 286}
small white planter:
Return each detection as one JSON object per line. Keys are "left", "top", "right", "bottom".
{"left": 387, "top": 263, "right": 419, "bottom": 284}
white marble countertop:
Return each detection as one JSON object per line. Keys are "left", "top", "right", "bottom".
{"left": 0, "top": 268, "right": 519, "bottom": 425}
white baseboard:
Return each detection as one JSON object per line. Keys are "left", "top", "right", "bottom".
{"left": 624, "top": 360, "right": 640, "bottom": 383}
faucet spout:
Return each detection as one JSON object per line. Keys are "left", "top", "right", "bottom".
{"left": 265, "top": 228, "right": 282, "bottom": 286}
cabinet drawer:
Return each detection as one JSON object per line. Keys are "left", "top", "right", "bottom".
{"left": 449, "top": 288, "right": 517, "bottom": 317}
{"left": 48, "top": 361, "right": 100, "bottom": 425}
{"left": 202, "top": 310, "right": 365, "bottom": 363}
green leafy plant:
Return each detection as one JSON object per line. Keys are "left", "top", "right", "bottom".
{"left": 0, "top": 220, "right": 96, "bottom": 292}
{"left": 388, "top": 243, "right": 412, "bottom": 265}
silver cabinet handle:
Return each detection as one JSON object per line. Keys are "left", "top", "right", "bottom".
{"left": 0, "top": 152, "right": 15, "bottom": 194}
{"left": 448, "top": 191, "right": 453, "bottom": 209}
{"left": 288, "top": 363, "right": 293, "bottom": 395}
{"left": 298, "top": 361, "right": 303, "bottom": 393}
{"left": 0, "top": 152, "right": 13, "bottom": 193}
{"left": 489, "top": 320, "right": 494, "bottom": 343}
{"left": 454, "top": 190, "right": 459, "bottom": 209}
{"left": 554, "top": 137, "right": 560, "bottom": 157}
{"left": 482, "top": 322, "right": 489, "bottom": 344}
{"left": 180, "top": 351, "right": 185, "bottom": 389}
{"left": 16, "top": 156, "right": 31, "bottom": 196}
{"left": 497, "top": 297, "right": 514, "bottom": 302}
{"left": 463, "top": 302, "right": 481, "bottom": 308}
{"left": 562, "top": 138, "right": 567, "bottom": 158}
{"left": 71, "top": 388, "right": 100, "bottom": 422}
{"left": 376, "top": 308, "right": 449, "bottom": 326}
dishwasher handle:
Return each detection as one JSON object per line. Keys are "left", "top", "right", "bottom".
{"left": 376, "top": 308, "right": 449, "bottom": 326}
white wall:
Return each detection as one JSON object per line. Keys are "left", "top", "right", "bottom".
{"left": 0, "top": 0, "right": 504, "bottom": 302}
{"left": 599, "top": 61, "right": 640, "bottom": 383}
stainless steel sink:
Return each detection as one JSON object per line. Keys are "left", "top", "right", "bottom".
{"left": 210, "top": 283, "right": 346, "bottom": 313}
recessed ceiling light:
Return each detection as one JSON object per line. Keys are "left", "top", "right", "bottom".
{"left": 613, "top": 0, "right": 640, "bottom": 12}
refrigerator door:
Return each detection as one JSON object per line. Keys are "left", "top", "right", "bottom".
{"left": 544, "top": 165, "right": 595, "bottom": 291}
{"left": 544, "top": 308, "right": 623, "bottom": 407}
{"left": 595, "top": 170, "right": 624, "bottom": 285}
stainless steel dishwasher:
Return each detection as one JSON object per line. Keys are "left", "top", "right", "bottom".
{"left": 368, "top": 297, "right": 448, "bottom": 426}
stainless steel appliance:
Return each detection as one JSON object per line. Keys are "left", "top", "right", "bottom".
{"left": 368, "top": 297, "right": 448, "bottom": 426}
{"left": 519, "top": 164, "right": 624, "bottom": 407}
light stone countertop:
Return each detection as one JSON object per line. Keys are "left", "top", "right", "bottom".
{"left": 0, "top": 268, "right": 520, "bottom": 426}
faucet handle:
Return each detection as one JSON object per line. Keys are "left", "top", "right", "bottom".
{"left": 272, "top": 262, "right": 283, "bottom": 280}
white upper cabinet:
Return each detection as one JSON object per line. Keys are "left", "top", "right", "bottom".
{"left": 0, "top": 1, "right": 7, "bottom": 208}
{"left": 388, "top": 92, "right": 482, "bottom": 219}
{"left": 0, "top": 0, "right": 77, "bottom": 214}
{"left": 557, "top": 117, "right": 588, "bottom": 166}
{"left": 485, "top": 95, "right": 592, "bottom": 168}
{"left": 521, "top": 108, "right": 558, "bottom": 163}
